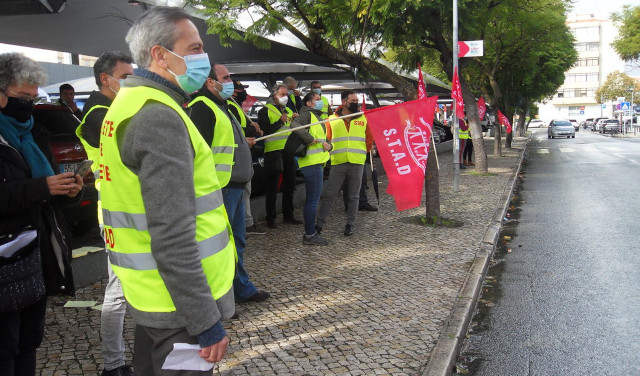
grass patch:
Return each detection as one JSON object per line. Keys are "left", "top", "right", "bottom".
{"left": 467, "top": 171, "right": 498, "bottom": 176}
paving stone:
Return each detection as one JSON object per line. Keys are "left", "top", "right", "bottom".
{"left": 35, "top": 138, "right": 525, "bottom": 375}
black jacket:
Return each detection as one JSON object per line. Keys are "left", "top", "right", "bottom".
{"left": 81, "top": 91, "right": 112, "bottom": 148}
{"left": 0, "top": 122, "right": 75, "bottom": 309}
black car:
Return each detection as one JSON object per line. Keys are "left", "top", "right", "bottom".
{"left": 32, "top": 104, "right": 98, "bottom": 235}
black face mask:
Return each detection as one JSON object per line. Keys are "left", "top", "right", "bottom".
{"left": 1, "top": 96, "right": 35, "bottom": 123}
{"left": 236, "top": 91, "right": 247, "bottom": 104}
{"left": 347, "top": 102, "right": 359, "bottom": 113}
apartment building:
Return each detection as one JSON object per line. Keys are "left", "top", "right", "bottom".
{"left": 538, "top": 13, "right": 626, "bottom": 122}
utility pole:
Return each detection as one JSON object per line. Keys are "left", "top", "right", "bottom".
{"left": 452, "top": 0, "right": 460, "bottom": 192}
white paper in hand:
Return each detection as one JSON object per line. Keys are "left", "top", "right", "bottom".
{"left": 161, "top": 343, "right": 214, "bottom": 371}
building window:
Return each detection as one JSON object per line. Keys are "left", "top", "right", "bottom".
{"left": 575, "top": 57, "right": 600, "bottom": 67}
{"left": 568, "top": 106, "right": 582, "bottom": 116}
{"left": 575, "top": 42, "right": 600, "bottom": 51}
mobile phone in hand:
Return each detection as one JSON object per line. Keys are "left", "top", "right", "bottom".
{"left": 74, "top": 160, "right": 93, "bottom": 178}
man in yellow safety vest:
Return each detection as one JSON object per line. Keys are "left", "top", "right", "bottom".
{"left": 310, "top": 80, "right": 333, "bottom": 120}
{"left": 99, "top": 7, "right": 236, "bottom": 373}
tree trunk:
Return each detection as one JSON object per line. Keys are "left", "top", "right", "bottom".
{"left": 506, "top": 126, "right": 512, "bottom": 148}
{"left": 494, "top": 120, "right": 502, "bottom": 157}
{"left": 460, "top": 77, "right": 488, "bottom": 173}
{"left": 517, "top": 103, "right": 529, "bottom": 137}
{"left": 425, "top": 147, "right": 440, "bottom": 218}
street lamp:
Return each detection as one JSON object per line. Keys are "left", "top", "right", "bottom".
{"left": 627, "top": 87, "right": 635, "bottom": 134}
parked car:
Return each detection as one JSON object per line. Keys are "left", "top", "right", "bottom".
{"left": 32, "top": 103, "right": 98, "bottom": 235}
{"left": 592, "top": 117, "right": 608, "bottom": 132}
{"left": 601, "top": 119, "right": 622, "bottom": 134}
{"left": 582, "top": 118, "right": 594, "bottom": 129}
{"left": 528, "top": 119, "right": 545, "bottom": 128}
{"left": 623, "top": 116, "right": 637, "bottom": 127}
{"left": 569, "top": 119, "right": 579, "bottom": 132}
{"left": 547, "top": 119, "right": 576, "bottom": 139}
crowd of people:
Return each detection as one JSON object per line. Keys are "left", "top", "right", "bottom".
{"left": 0, "top": 6, "right": 386, "bottom": 376}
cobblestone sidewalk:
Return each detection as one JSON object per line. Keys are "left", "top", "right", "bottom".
{"left": 36, "top": 137, "right": 526, "bottom": 376}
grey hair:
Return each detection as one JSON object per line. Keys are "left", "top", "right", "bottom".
{"left": 272, "top": 83, "right": 287, "bottom": 96}
{"left": 0, "top": 53, "right": 47, "bottom": 91}
{"left": 93, "top": 51, "right": 133, "bottom": 87}
{"left": 283, "top": 76, "right": 296, "bottom": 86}
{"left": 125, "top": 6, "right": 191, "bottom": 68}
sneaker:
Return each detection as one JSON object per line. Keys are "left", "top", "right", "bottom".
{"left": 246, "top": 223, "right": 267, "bottom": 235}
{"left": 344, "top": 224, "right": 354, "bottom": 236}
{"left": 238, "top": 290, "right": 270, "bottom": 303}
{"left": 303, "top": 233, "right": 329, "bottom": 246}
{"left": 101, "top": 365, "right": 134, "bottom": 376}
{"left": 358, "top": 202, "right": 378, "bottom": 211}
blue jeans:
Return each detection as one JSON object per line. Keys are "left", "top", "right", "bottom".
{"left": 300, "top": 164, "right": 324, "bottom": 236}
{"left": 222, "top": 187, "right": 257, "bottom": 300}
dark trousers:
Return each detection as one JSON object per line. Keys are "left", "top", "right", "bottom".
{"left": 134, "top": 325, "right": 212, "bottom": 376}
{"left": 0, "top": 297, "right": 47, "bottom": 376}
{"left": 342, "top": 162, "right": 369, "bottom": 208}
{"left": 463, "top": 138, "right": 474, "bottom": 162}
{"left": 265, "top": 150, "right": 296, "bottom": 221}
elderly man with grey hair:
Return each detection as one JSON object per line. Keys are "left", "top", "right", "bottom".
{"left": 99, "top": 7, "right": 236, "bottom": 375}
{"left": 283, "top": 75, "right": 302, "bottom": 113}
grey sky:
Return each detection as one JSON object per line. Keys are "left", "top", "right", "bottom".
{"left": 569, "top": 0, "right": 634, "bottom": 17}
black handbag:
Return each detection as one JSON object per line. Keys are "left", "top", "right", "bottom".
{"left": 284, "top": 131, "right": 308, "bottom": 158}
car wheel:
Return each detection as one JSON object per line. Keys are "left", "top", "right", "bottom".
{"left": 572, "top": 135, "right": 575, "bottom": 138}
{"left": 551, "top": 135, "right": 555, "bottom": 139}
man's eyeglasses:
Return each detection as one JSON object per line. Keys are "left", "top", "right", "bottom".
{"left": 7, "top": 90, "right": 43, "bottom": 105}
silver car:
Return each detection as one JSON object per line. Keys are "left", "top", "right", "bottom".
{"left": 547, "top": 120, "right": 576, "bottom": 139}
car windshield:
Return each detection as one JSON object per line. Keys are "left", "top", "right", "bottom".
{"left": 605, "top": 120, "right": 618, "bottom": 123}
{"left": 553, "top": 121, "right": 571, "bottom": 127}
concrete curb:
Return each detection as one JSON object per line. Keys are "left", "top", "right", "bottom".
{"left": 421, "top": 137, "right": 529, "bottom": 376}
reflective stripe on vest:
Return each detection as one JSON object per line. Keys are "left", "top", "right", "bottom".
{"left": 188, "top": 96, "right": 235, "bottom": 187}
{"left": 76, "top": 104, "right": 108, "bottom": 172}
{"left": 227, "top": 100, "right": 247, "bottom": 134}
{"left": 264, "top": 104, "right": 293, "bottom": 153}
{"left": 320, "top": 96, "right": 330, "bottom": 120}
{"left": 328, "top": 114, "right": 368, "bottom": 165}
{"left": 100, "top": 86, "right": 235, "bottom": 313}
{"left": 298, "top": 112, "right": 330, "bottom": 168}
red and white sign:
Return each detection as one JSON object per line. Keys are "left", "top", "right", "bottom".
{"left": 366, "top": 96, "right": 438, "bottom": 211}
{"left": 458, "top": 40, "right": 484, "bottom": 58}
{"left": 498, "top": 110, "right": 512, "bottom": 134}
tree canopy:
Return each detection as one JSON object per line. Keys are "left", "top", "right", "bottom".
{"left": 612, "top": 5, "right": 640, "bottom": 62}
{"left": 595, "top": 71, "right": 640, "bottom": 103}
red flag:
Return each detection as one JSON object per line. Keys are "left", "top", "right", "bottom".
{"left": 241, "top": 94, "right": 258, "bottom": 113}
{"left": 417, "top": 63, "right": 427, "bottom": 100}
{"left": 451, "top": 67, "right": 465, "bottom": 119}
{"left": 477, "top": 97, "right": 486, "bottom": 120}
{"left": 498, "top": 110, "right": 512, "bottom": 134}
{"left": 366, "top": 96, "right": 438, "bottom": 211}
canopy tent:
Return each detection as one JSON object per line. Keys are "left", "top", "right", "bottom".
{"left": 0, "top": 0, "right": 450, "bottom": 98}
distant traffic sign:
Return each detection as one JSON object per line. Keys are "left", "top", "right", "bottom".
{"left": 602, "top": 104, "right": 606, "bottom": 109}
{"left": 458, "top": 41, "right": 484, "bottom": 57}
{"left": 620, "top": 102, "right": 630, "bottom": 111}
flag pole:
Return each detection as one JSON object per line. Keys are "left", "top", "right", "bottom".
{"left": 452, "top": 0, "right": 460, "bottom": 192}
{"left": 254, "top": 111, "right": 365, "bottom": 142}
{"left": 431, "top": 132, "right": 440, "bottom": 170}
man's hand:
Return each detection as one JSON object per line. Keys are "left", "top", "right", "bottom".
{"left": 250, "top": 122, "right": 263, "bottom": 136}
{"left": 293, "top": 89, "right": 301, "bottom": 96}
{"left": 246, "top": 137, "right": 256, "bottom": 148}
{"left": 322, "top": 142, "right": 332, "bottom": 151}
{"left": 198, "top": 336, "right": 229, "bottom": 363}
{"left": 292, "top": 113, "right": 299, "bottom": 119}
{"left": 280, "top": 113, "right": 288, "bottom": 123}
{"left": 46, "top": 172, "right": 79, "bottom": 196}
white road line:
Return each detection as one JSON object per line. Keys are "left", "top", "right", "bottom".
{"left": 537, "top": 148, "right": 550, "bottom": 154}
{"left": 582, "top": 146, "right": 597, "bottom": 152}
{"left": 559, "top": 148, "right": 575, "bottom": 153}
{"left": 604, "top": 147, "right": 623, "bottom": 152}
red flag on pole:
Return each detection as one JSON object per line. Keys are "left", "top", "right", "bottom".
{"left": 498, "top": 110, "right": 512, "bottom": 134}
{"left": 477, "top": 97, "right": 486, "bottom": 120}
{"left": 242, "top": 94, "right": 258, "bottom": 113}
{"left": 417, "top": 63, "right": 427, "bottom": 100}
{"left": 366, "top": 96, "right": 439, "bottom": 211}
{"left": 451, "top": 67, "right": 465, "bottom": 119}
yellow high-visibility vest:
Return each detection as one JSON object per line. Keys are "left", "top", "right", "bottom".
{"left": 297, "top": 112, "right": 330, "bottom": 168}
{"left": 264, "top": 104, "right": 293, "bottom": 153}
{"left": 327, "top": 113, "right": 368, "bottom": 165}
{"left": 100, "top": 86, "right": 235, "bottom": 313}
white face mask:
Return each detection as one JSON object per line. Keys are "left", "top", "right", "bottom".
{"left": 277, "top": 96, "right": 289, "bottom": 106}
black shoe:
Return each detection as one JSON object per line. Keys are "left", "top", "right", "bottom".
{"left": 344, "top": 224, "right": 354, "bottom": 236}
{"left": 239, "top": 290, "right": 270, "bottom": 303}
{"left": 283, "top": 217, "right": 303, "bottom": 225}
{"left": 314, "top": 225, "right": 323, "bottom": 235}
{"left": 230, "top": 312, "right": 240, "bottom": 320}
{"left": 266, "top": 219, "right": 277, "bottom": 228}
{"left": 459, "top": 163, "right": 467, "bottom": 169}
{"left": 246, "top": 223, "right": 267, "bottom": 235}
{"left": 303, "top": 233, "right": 329, "bottom": 246}
{"left": 359, "top": 202, "right": 378, "bottom": 211}
{"left": 102, "top": 365, "right": 134, "bottom": 376}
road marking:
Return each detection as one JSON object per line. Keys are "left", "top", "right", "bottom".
{"left": 537, "top": 148, "right": 550, "bottom": 154}
{"left": 583, "top": 146, "right": 598, "bottom": 152}
{"left": 604, "top": 147, "right": 622, "bottom": 152}
{"left": 559, "top": 148, "right": 575, "bottom": 153}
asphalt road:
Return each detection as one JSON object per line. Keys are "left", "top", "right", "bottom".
{"left": 457, "top": 128, "right": 640, "bottom": 375}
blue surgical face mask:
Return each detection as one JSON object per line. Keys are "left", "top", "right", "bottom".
{"left": 314, "top": 100, "right": 324, "bottom": 111}
{"left": 312, "top": 88, "right": 322, "bottom": 95}
{"left": 165, "top": 49, "right": 211, "bottom": 93}
{"left": 215, "top": 80, "right": 235, "bottom": 100}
